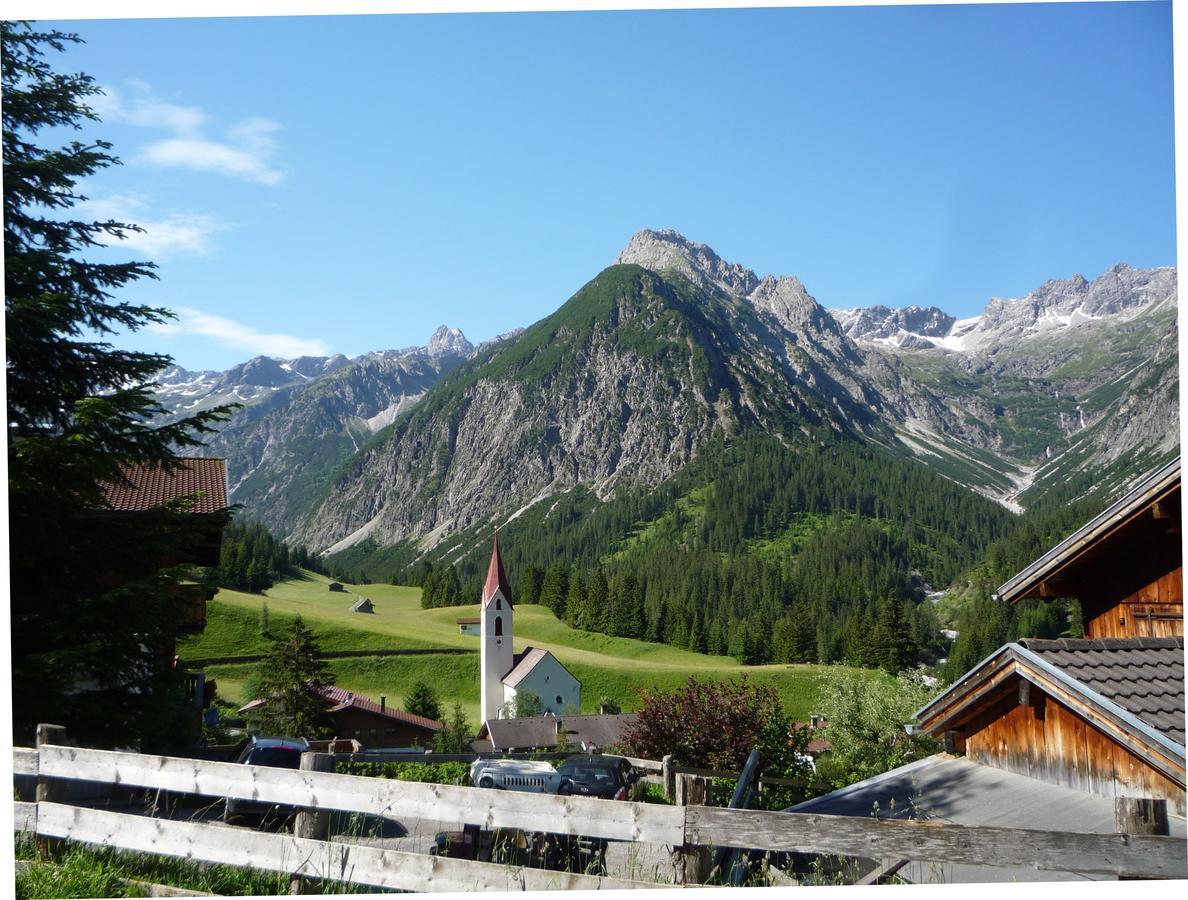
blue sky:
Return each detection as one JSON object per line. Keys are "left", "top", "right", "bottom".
{"left": 37, "top": 2, "right": 1177, "bottom": 370}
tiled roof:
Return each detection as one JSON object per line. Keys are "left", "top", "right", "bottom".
{"left": 481, "top": 532, "right": 513, "bottom": 608}
{"left": 239, "top": 684, "right": 442, "bottom": 731}
{"left": 1018, "top": 636, "right": 1185, "bottom": 746}
{"left": 99, "top": 458, "right": 228, "bottom": 514}
{"left": 318, "top": 685, "right": 442, "bottom": 731}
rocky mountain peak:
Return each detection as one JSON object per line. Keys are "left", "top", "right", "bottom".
{"left": 617, "top": 228, "right": 761, "bottom": 298}
{"left": 426, "top": 325, "right": 474, "bottom": 359}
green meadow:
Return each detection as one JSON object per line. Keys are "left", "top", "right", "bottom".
{"left": 181, "top": 571, "right": 854, "bottom": 726}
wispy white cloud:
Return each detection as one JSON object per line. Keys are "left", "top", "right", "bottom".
{"left": 137, "top": 136, "right": 283, "bottom": 186}
{"left": 74, "top": 194, "right": 228, "bottom": 257}
{"left": 96, "top": 82, "right": 284, "bottom": 185}
{"left": 90, "top": 84, "right": 207, "bottom": 135}
{"left": 149, "top": 308, "right": 331, "bottom": 359}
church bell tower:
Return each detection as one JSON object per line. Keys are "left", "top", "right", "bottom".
{"left": 480, "top": 532, "right": 514, "bottom": 724}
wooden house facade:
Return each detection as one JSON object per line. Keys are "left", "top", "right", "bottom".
{"left": 918, "top": 457, "right": 1185, "bottom": 815}
{"left": 995, "top": 457, "right": 1182, "bottom": 639}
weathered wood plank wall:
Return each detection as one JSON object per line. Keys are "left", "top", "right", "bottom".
{"left": 965, "top": 693, "right": 1185, "bottom": 815}
{"left": 1086, "top": 567, "right": 1182, "bottom": 639}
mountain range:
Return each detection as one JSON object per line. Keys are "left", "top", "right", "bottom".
{"left": 156, "top": 230, "right": 1179, "bottom": 577}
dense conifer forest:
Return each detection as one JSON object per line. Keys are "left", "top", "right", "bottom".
{"left": 339, "top": 433, "right": 1023, "bottom": 672}
{"left": 218, "top": 520, "right": 322, "bottom": 593}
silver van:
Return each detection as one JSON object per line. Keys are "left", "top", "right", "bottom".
{"left": 469, "top": 758, "right": 562, "bottom": 793}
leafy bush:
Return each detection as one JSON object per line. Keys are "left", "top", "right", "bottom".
{"left": 337, "top": 760, "right": 471, "bottom": 785}
{"left": 813, "top": 667, "right": 942, "bottom": 788}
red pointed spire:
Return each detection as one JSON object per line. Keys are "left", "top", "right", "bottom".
{"left": 481, "top": 530, "right": 513, "bottom": 607}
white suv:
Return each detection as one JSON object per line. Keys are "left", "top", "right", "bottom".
{"left": 470, "top": 758, "right": 562, "bottom": 793}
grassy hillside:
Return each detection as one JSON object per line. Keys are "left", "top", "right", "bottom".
{"left": 182, "top": 571, "right": 858, "bottom": 726}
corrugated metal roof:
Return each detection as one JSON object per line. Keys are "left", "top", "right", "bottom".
{"left": 996, "top": 456, "right": 1180, "bottom": 603}
{"left": 483, "top": 713, "right": 640, "bottom": 751}
{"left": 787, "top": 754, "right": 1187, "bottom": 883}
{"left": 99, "top": 458, "right": 228, "bottom": 514}
{"left": 1019, "top": 636, "right": 1185, "bottom": 746}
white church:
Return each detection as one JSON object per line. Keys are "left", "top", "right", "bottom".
{"left": 480, "top": 533, "right": 581, "bottom": 724}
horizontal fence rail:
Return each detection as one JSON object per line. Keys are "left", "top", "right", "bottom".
{"left": 37, "top": 745, "right": 686, "bottom": 846}
{"left": 683, "top": 806, "right": 1187, "bottom": 880}
{"left": 15, "top": 742, "right": 1188, "bottom": 887}
{"left": 34, "top": 802, "right": 663, "bottom": 892}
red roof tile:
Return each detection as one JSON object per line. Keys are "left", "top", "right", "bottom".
{"left": 99, "top": 458, "right": 228, "bottom": 514}
{"left": 239, "top": 683, "right": 442, "bottom": 731}
{"left": 318, "top": 685, "right": 442, "bottom": 731}
{"left": 481, "top": 531, "right": 513, "bottom": 608}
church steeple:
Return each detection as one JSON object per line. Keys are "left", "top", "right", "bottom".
{"left": 480, "top": 530, "right": 514, "bottom": 724}
{"left": 482, "top": 531, "right": 513, "bottom": 608}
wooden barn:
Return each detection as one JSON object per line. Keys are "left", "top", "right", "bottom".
{"left": 995, "top": 456, "right": 1182, "bottom": 638}
{"left": 790, "top": 458, "right": 1186, "bottom": 881}
{"left": 917, "top": 457, "right": 1185, "bottom": 815}
{"left": 350, "top": 597, "right": 374, "bottom": 613}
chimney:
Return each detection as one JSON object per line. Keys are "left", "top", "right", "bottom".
{"left": 380, "top": 695, "right": 386, "bottom": 712}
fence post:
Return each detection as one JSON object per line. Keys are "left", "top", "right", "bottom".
{"left": 35, "top": 724, "right": 68, "bottom": 858}
{"left": 290, "top": 752, "right": 335, "bottom": 894}
{"left": 1115, "top": 797, "right": 1169, "bottom": 882}
{"left": 662, "top": 755, "right": 674, "bottom": 801}
{"left": 673, "top": 774, "right": 711, "bottom": 885}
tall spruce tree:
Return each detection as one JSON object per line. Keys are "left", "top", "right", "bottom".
{"left": 5, "top": 22, "right": 232, "bottom": 750}
{"left": 248, "top": 616, "right": 334, "bottom": 738}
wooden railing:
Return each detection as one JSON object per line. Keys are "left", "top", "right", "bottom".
{"left": 13, "top": 733, "right": 1188, "bottom": 890}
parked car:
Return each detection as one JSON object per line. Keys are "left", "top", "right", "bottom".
{"left": 555, "top": 754, "right": 637, "bottom": 800}
{"left": 469, "top": 758, "right": 562, "bottom": 793}
{"left": 223, "top": 736, "right": 309, "bottom": 823}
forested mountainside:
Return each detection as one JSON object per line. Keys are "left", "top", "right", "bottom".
{"left": 158, "top": 230, "right": 1177, "bottom": 669}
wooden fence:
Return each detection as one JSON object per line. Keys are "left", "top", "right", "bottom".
{"left": 13, "top": 734, "right": 1188, "bottom": 891}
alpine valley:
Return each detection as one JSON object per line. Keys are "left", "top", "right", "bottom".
{"left": 156, "top": 230, "right": 1179, "bottom": 667}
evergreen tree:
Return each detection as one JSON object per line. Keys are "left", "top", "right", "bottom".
{"left": 5, "top": 22, "right": 233, "bottom": 750}
{"left": 564, "top": 568, "right": 585, "bottom": 627}
{"left": 248, "top": 616, "right": 334, "bottom": 739}
{"left": 586, "top": 569, "right": 609, "bottom": 632}
{"left": 540, "top": 563, "right": 569, "bottom": 617}
{"left": 434, "top": 703, "right": 472, "bottom": 753}
{"left": 404, "top": 681, "right": 442, "bottom": 721}
{"left": 872, "top": 594, "right": 917, "bottom": 674}
{"left": 518, "top": 565, "right": 543, "bottom": 606}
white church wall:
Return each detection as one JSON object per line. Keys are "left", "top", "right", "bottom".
{"left": 505, "top": 653, "right": 581, "bottom": 715}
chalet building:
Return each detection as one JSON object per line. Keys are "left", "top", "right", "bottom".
{"left": 350, "top": 597, "right": 374, "bottom": 613}
{"left": 98, "top": 457, "right": 230, "bottom": 633}
{"left": 97, "top": 458, "right": 230, "bottom": 734}
{"left": 457, "top": 617, "right": 481, "bottom": 636}
{"left": 790, "top": 458, "right": 1186, "bottom": 882}
{"left": 480, "top": 534, "right": 582, "bottom": 724}
{"left": 995, "top": 456, "right": 1182, "bottom": 638}
{"left": 240, "top": 684, "right": 442, "bottom": 749}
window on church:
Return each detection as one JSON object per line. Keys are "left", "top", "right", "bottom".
{"left": 496, "top": 597, "right": 502, "bottom": 610}
{"left": 495, "top": 616, "right": 503, "bottom": 636}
